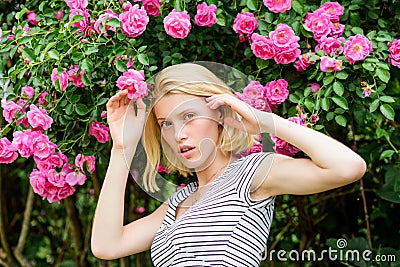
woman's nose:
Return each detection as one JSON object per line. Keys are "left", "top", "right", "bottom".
{"left": 175, "top": 123, "right": 188, "bottom": 141}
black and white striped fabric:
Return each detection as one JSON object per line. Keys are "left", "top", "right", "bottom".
{"left": 151, "top": 152, "right": 275, "bottom": 267}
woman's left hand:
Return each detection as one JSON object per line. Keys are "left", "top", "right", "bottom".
{"left": 205, "top": 94, "right": 273, "bottom": 134}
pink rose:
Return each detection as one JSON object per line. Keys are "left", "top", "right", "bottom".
{"left": 1, "top": 100, "right": 19, "bottom": 123}
{"left": 26, "top": 11, "right": 39, "bottom": 26}
{"left": 66, "top": 171, "right": 86, "bottom": 186}
{"left": 317, "top": 1, "right": 344, "bottom": 22}
{"left": 269, "top": 24, "right": 300, "bottom": 49}
{"left": 320, "top": 56, "right": 342, "bottom": 72}
{"left": 38, "top": 91, "right": 50, "bottom": 107}
{"left": 135, "top": 207, "right": 145, "bottom": 213}
{"left": 330, "top": 22, "right": 345, "bottom": 38}
{"left": 157, "top": 162, "right": 170, "bottom": 174}
{"left": 119, "top": 4, "right": 149, "bottom": 38}
{"left": 65, "top": 0, "right": 88, "bottom": 9}
{"left": 67, "top": 65, "right": 85, "bottom": 87}
{"left": 363, "top": 88, "right": 372, "bottom": 97}
{"left": 270, "top": 116, "right": 304, "bottom": 156}
{"left": 21, "top": 86, "right": 35, "bottom": 98}
{"left": 388, "top": 39, "right": 400, "bottom": 68}
{"left": 237, "top": 143, "right": 263, "bottom": 158}
{"left": 343, "top": 34, "right": 372, "bottom": 63}
{"left": 0, "top": 137, "right": 18, "bottom": 164}
{"left": 75, "top": 154, "right": 96, "bottom": 173}
{"left": 30, "top": 169, "right": 48, "bottom": 196}
{"left": 294, "top": 52, "right": 314, "bottom": 72}
{"left": 47, "top": 169, "right": 66, "bottom": 187}
{"left": 273, "top": 44, "right": 301, "bottom": 64}
{"left": 12, "top": 130, "right": 34, "bottom": 158}
{"left": 89, "top": 120, "right": 110, "bottom": 143}
{"left": 236, "top": 81, "right": 271, "bottom": 112}
{"left": 194, "top": 2, "right": 217, "bottom": 27}
{"left": 34, "top": 151, "right": 68, "bottom": 171}
{"left": 164, "top": 9, "right": 191, "bottom": 39}
{"left": 69, "top": 9, "right": 90, "bottom": 33}
{"left": 250, "top": 33, "right": 275, "bottom": 60}
{"left": 232, "top": 12, "right": 258, "bottom": 35}
{"left": 27, "top": 104, "right": 53, "bottom": 130}
{"left": 55, "top": 185, "right": 76, "bottom": 203}
{"left": 142, "top": 0, "right": 162, "bottom": 17}
{"left": 305, "top": 10, "right": 332, "bottom": 41}
{"left": 264, "top": 79, "right": 289, "bottom": 105}
{"left": 263, "top": 0, "right": 292, "bottom": 13}
{"left": 55, "top": 11, "right": 64, "bottom": 21}
{"left": 51, "top": 68, "right": 69, "bottom": 91}
{"left": 308, "top": 83, "right": 321, "bottom": 93}
{"left": 176, "top": 183, "right": 186, "bottom": 191}
{"left": 315, "top": 36, "right": 345, "bottom": 56}
{"left": 116, "top": 69, "right": 148, "bottom": 100}
{"left": 94, "top": 9, "right": 119, "bottom": 34}
{"left": 31, "top": 131, "right": 57, "bottom": 159}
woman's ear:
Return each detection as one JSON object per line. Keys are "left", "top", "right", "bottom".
{"left": 217, "top": 107, "right": 224, "bottom": 123}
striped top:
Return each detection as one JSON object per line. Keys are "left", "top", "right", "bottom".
{"left": 151, "top": 152, "right": 275, "bottom": 267}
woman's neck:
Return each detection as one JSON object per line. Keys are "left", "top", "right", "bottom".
{"left": 195, "top": 151, "right": 236, "bottom": 187}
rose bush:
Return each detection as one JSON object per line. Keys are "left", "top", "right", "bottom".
{"left": 0, "top": 0, "right": 399, "bottom": 266}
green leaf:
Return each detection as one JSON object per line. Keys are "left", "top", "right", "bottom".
{"left": 263, "top": 13, "right": 274, "bottom": 24}
{"left": 332, "top": 95, "right": 349, "bottom": 109}
{"left": 362, "top": 62, "right": 375, "bottom": 72}
{"left": 138, "top": 53, "right": 149, "bottom": 65}
{"left": 107, "top": 18, "right": 121, "bottom": 27}
{"left": 256, "top": 58, "right": 269, "bottom": 70}
{"left": 75, "top": 104, "right": 90, "bottom": 116}
{"left": 48, "top": 49, "right": 60, "bottom": 60}
{"left": 379, "top": 96, "right": 395, "bottom": 103}
{"left": 116, "top": 59, "right": 128, "bottom": 72}
{"left": 291, "top": 0, "right": 304, "bottom": 15}
{"left": 380, "top": 103, "right": 395, "bottom": 121}
{"left": 326, "top": 112, "right": 334, "bottom": 121}
{"left": 246, "top": 0, "right": 258, "bottom": 10}
{"left": 333, "top": 81, "right": 344, "bottom": 96}
{"left": 351, "top": 26, "right": 364, "bottom": 35}
{"left": 72, "top": 51, "right": 84, "bottom": 62}
{"left": 16, "top": 8, "right": 29, "bottom": 20}
{"left": 22, "top": 48, "right": 36, "bottom": 62}
{"left": 375, "top": 68, "right": 390, "bottom": 83}
{"left": 80, "top": 58, "right": 93, "bottom": 72}
{"left": 380, "top": 150, "right": 395, "bottom": 160}
{"left": 321, "top": 98, "right": 331, "bottom": 111}
{"left": 335, "top": 72, "right": 348, "bottom": 80}
{"left": 82, "top": 74, "right": 90, "bottom": 86}
{"left": 19, "top": 36, "right": 33, "bottom": 45}
{"left": 323, "top": 75, "right": 334, "bottom": 85}
{"left": 369, "top": 99, "right": 379, "bottom": 112}
{"left": 335, "top": 115, "right": 347, "bottom": 127}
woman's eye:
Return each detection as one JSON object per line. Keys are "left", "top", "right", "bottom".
{"left": 184, "top": 113, "right": 195, "bottom": 120}
{"left": 160, "top": 121, "right": 172, "bottom": 128}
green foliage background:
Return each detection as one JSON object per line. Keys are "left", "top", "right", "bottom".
{"left": 0, "top": 0, "right": 399, "bottom": 266}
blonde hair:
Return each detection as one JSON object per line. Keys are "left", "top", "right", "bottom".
{"left": 142, "top": 63, "right": 258, "bottom": 192}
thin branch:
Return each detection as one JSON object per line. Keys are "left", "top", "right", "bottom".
{"left": 13, "top": 187, "right": 34, "bottom": 267}
{"left": 349, "top": 113, "right": 373, "bottom": 250}
{"left": 0, "top": 165, "right": 18, "bottom": 267}
{"left": 65, "top": 197, "right": 88, "bottom": 267}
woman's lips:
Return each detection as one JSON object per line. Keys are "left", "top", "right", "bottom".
{"left": 179, "top": 147, "right": 195, "bottom": 158}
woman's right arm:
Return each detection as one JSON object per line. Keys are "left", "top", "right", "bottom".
{"left": 91, "top": 90, "right": 168, "bottom": 260}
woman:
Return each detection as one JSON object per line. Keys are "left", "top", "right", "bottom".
{"left": 91, "top": 63, "right": 366, "bottom": 266}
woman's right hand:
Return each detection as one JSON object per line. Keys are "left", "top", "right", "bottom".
{"left": 106, "top": 90, "right": 147, "bottom": 150}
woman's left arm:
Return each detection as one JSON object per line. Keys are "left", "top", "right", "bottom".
{"left": 254, "top": 112, "right": 366, "bottom": 196}
{"left": 206, "top": 94, "right": 367, "bottom": 196}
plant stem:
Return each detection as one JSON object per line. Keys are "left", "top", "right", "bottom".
{"left": 13, "top": 187, "right": 34, "bottom": 267}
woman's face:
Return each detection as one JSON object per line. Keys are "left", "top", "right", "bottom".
{"left": 153, "top": 93, "right": 223, "bottom": 170}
